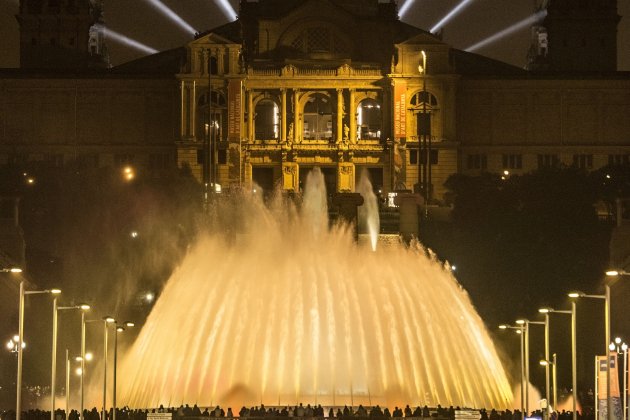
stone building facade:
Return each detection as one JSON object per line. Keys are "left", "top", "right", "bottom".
{"left": 0, "top": 0, "right": 629, "bottom": 204}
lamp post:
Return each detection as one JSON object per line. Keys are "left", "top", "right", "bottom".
{"left": 541, "top": 304, "right": 577, "bottom": 420}
{"left": 607, "top": 270, "right": 629, "bottom": 420}
{"left": 52, "top": 304, "right": 90, "bottom": 420}
{"left": 517, "top": 318, "right": 547, "bottom": 416}
{"left": 623, "top": 342, "right": 628, "bottom": 420}
{"left": 16, "top": 278, "right": 60, "bottom": 420}
{"left": 500, "top": 324, "right": 526, "bottom": 415}
{"left": 102, "top": 316, "right": 115, "bottom": 420}
{"left": 65, "top": 349, "right": 70, "bottom": 419}
{"left": 569, "top": 286, "right": 611, "bottom": 420}
{"left": 81, "top": 316, "right": 115, "bottom": 420}
{"left": 540, "top": 355, "right": 558, "bottom": 412}
{"left": 417, "top": 50, "right": 428, "bottom": 200}
{"left": 112, "top": 322, "right": 134, "bottom": 420}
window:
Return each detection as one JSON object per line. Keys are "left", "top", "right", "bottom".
{"left": 197, "top": 149, "right": 206, "bottom": 165}
{"left": 45, "top": 154, "right": 64, "bottom": 167}
{"left": 303, "top": 93, "right": 332, "bottom": 140}
{"left": 573, "top": 154, "right": 593, "bottom": 169}
{"left": 608, "top": 154, "right": 629, "bottom": 166}
{"left": 410, "top": 91, "right": 438, "bottom": 137}
{"left": 410, "top": 150, "right": 418, "bottom": 165}
{"left": 254, "top": 99, "right": 279, "bottom": 140}
{"left": 209, "top": 56, "right": 218, "bottom": 75}
{"left": 537, "top": 154, "right": 559, "bottom": 169}
{"left": 114, "top": 154, "right": 134, "bottom": 166}
{"left": 77, "top": 154, "right": 99, "bottom": 168}
{"left": 218, "top": 149, "right": 227, "bottom": 165}
{"left": 467, "top": 154, "right": 487, "bottom": 170}
{"left": 149, "top": 154, "right": 173, "bottom": 173}
{"left": 421, "top": 149, "right": 438, "bottom": 165}
{"left": 289, "top": 26, "right": 352, "bottom": 56}
{"left": 502, "top": 154, "right": 522, "bottom": 170}
{"left": 357, "top": 99, "right": 381, "bottom": 140}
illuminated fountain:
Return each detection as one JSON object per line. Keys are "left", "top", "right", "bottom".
{"left": 117, "top": 168, "right": 513, "bottom": 409}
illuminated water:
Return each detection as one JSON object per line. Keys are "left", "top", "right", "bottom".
{"left": 117, "top": 169, "right": 513, "bottom": 409}
{"left": 357, "top": 170, "right": 380, "bottom": 251}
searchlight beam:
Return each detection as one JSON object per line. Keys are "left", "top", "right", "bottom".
{"left": 431, "top": 0, "right": 475, "bottom": 33}
{"left": 103, "top": 28, "right": 159, "bottom": 55}
{"left": 465, "top": 10, "right": 547, "bottom": 52}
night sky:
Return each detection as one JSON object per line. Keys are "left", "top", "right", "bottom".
{"left": 0, "top": 0, "right": 629, "bottom": 70}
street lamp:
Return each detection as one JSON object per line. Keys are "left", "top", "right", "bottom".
{"left": 17, "top": 280, "right": 60, "bottom": 420}
{"left": 81, "top": 316, "right": 114, "bottom": 420}
{"left": 623, "top": 342, "right": 628, "bottom": 420}
{"left": 112, "top": 321, "right": 134, "bottom": 420}
{"left": 516, "top": 318, "right": 547, "bottom": 417}
{"left": 500, "top": 324, "right": 526, "bottom": 415}
{"left": 52, "top": 304, "right": 90, "bottom": 420}
{"left": 540, "top": 354, "right": 558, "bottom": 412}
{"left": 541, "top": 305, "right": 577, "bottom": 420}
{"left": 1, "top": 267, "right": 23, "bottom": 273}
{"left": 569, "top": 287, "right": 611, "bottom": 420}
{"left": 102, "top": 316, "right": 115, "bottom": 420}
{"left": 417, "top": 50, "right": 429, "bottom": 200}
{"left": 6, "top": 335, "right": 26, "bottom": 353}
{"left": 609, "top": 338, "right": 628, "bottom": 420}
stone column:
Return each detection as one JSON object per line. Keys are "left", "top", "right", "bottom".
{"left": 336, "top": 89, "right": 344, "bottom": 144}
{"left": 247, "top": 90, "right": 254, "bottom": 142}
{"left": 349, "top": 88, "right": 357, "bottom": 144}
{"left": 191, "top": 81, "right": 196, "bottom": 139}
{"left": 293, "top": 89, "right": 300, "bottom": 143}
{"left": 217, "top": 48, "right": 225, "bottom": 75}
{"left": 180, "top": 80, "right": 186, "bottom": 138}
{"left": 281, "top": 89, "right": 287, "bottom": 143}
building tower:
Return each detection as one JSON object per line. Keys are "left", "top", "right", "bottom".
{"left": 16, "top": 0, "right": 109, "bottom": 69}
{"left": 528, "top": 0, "right": 620, "bottom": 72}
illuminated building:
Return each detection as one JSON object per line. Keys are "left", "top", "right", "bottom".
{"left": 0, "top": 0, "right": 629, "bottom": 203}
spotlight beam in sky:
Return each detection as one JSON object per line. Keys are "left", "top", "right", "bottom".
{"left": 464, "top": 10, "right": 547, "bottom": 52}
{"left": 431, "top": 0, "right": 475, "bottom": 33}
{"left": 398, "top": 0, "right": 416, "bottom": 19}
{"left": 104, "top": 28, "right": 159, "bottom": 55}
{"left": 145, "top": 0, "right": 197, "bottom": 35}
{"left": 215, "top": 0, "right": 238, "bottom": 21}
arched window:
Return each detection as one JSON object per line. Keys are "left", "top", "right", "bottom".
{"left": 303, "top": 93, "right": 333, "bottom": 141}
{"left": 357, "top": 99, "right": 381, "bottom": 140}
{"left": 255, "top": 99, "right": 280, "bottom": 140}
{"left": 291, "top": 25, "right": 352, "bottom": 55}
{"left": 410, "top": 91, "right": 438, "bottom": 139}
{"left": 196, "top": 91, "right": 227, "bottom": 143}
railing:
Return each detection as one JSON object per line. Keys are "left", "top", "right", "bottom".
{"left": 247, "top": 67, "right": 382, "bottom": 77}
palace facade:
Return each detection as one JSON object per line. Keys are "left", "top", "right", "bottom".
{"left": 0, "top": 0, "right": 629, "bottom": 204}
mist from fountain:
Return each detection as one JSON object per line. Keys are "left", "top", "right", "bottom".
{"left": 116, "top": 168, "right": 513, "bottom": 410}
{"left": 357, "top": 169, "right": 380, "bottom": 251}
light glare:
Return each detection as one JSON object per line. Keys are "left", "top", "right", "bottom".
{"left": 146, "top": 0, "right": 197, "bottom": 34}
{"left": 103, "top": 28, "right": 158, "bottom": 55}
{"left": 215, "top": 0, "right": 238, "bottom": 21}
{"left": 431, "top": 0, "right": 475, "bottom": 33}
{"left": 465, "top": 10, "right": 547, "bottom": 52}
{"left": 398, "top": 0, "right": 416, "bottom": 19}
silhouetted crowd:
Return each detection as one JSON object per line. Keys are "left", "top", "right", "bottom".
{"left": 0, "top": 404, "right": 597, "bottom": 420}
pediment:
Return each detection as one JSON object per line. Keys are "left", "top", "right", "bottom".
{"left": 190, "top": 32, "right": 239, "bottom": 47}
